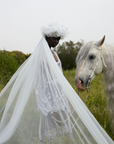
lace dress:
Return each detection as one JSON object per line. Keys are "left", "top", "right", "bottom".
{"left": 34, "top": 51, "right": 71, "bottom": 116}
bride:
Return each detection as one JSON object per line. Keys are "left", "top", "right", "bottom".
{"left": 0, "top": 22, "right": 113, "bottom": 144}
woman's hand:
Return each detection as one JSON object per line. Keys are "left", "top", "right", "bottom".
{"left": 51, "top": 50, "right": 58, "bottom": 62}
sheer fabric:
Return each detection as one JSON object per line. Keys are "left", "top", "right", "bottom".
{"left": 34, "top": 51, "right": 71, "bottom": 116}
{"left": 0, "top": 37, "right": 113, "bottom": 144}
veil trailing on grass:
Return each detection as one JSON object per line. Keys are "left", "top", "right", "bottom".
{"left": 0, "top": 37, "right": 113, "bottom": 144}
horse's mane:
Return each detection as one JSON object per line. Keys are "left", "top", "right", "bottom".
{"left": 102, "top": 43, "right": 114, "bottom": 73}
{"left": 76, "top": 41, "right": 94, "bottom": 63}
{"left": 76, "top": 41, "right": 95, "bottom": 72}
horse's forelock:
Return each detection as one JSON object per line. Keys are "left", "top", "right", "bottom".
{"left": 76, "top": 41, "right": 95, "bottom": 69}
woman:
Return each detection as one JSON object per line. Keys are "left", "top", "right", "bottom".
{"left": 34, "top": 24, "right": 71, "bottom": 140}
{"left": 0, "top": 23, "right": 113, "bottom": 144}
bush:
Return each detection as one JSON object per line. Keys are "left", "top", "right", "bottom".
{"left": 0, "top": 50, "right": 19, "bottom": 85}
{"left": 56, "top": 41, "right": 82, "bottom": 70}
{"left": 0, "top": 50, "right": 31, "bottom": 85}
{"left": 11, "top": 51, "right": 26, "bottom": 66}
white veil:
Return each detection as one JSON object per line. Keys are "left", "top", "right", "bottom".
{"left": 0, "top": 37, "right": 113, "bottom": 144}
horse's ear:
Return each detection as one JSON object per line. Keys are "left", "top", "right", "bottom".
{"left": 80, "top": 39, "right": 85, "bottom": 45}
{"left": 95, "top": 35, "right": 105, "bottom": 47}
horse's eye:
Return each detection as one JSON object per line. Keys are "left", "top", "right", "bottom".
{"left": 89, "top": 54, "right": 96, "bottom": 60}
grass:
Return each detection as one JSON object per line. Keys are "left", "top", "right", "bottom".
{"left": 63, "top": 69, "right": 114, "bottom": 140}
{"left": 0, "top": 84, "right": 4, "bottom": 92}
{"left": 0, "top": 69, "right": 114, "bottom": 143}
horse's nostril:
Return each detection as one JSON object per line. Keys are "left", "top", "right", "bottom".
{"left": 79, "top": 77, "right": 83, "bottom": 85}
{"left": 75, "top": 77, "right": 86, "bottom": 91}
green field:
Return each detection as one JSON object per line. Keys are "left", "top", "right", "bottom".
{"left": 0, "top": 69, "right": 114, "bottom": 142}
{"left": 63, "top": 69, "right": 114, "bottom": 140}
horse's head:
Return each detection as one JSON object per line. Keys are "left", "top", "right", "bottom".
{"left": 75, "top": 36, "right": 105, "bottom": 91}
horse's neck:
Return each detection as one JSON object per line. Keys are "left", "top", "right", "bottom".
{"left": 102, "top": 44, "right": 114, "bottom": 93}
{"left": 101, "top": 44, "right": 114, "bottom": 117}
{"left": 102, "top": 44, "right": 114, "bottom": 71}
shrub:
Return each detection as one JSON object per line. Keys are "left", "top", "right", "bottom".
{"left": 0, "top": 50, "right": 18, "bottom": 85}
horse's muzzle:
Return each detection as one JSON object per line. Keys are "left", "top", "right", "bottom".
{"left": 75, "top": 76, "right": 87, "bottom": 91}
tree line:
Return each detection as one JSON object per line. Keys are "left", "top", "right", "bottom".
{"left": 0, "top": 40, "right": 81, "bottom": 85}
{"left": 0, "top": 50, "right": 31, "bottom": 85}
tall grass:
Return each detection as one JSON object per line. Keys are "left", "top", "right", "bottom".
{"left": 63, "top": 69, "right": 114, "bottom": 140}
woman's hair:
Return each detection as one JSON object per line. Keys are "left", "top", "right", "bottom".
{"left": 41, "top": 22, "right": 69, "bottom": 39}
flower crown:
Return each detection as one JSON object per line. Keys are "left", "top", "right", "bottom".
{"left": 41, "top": 22, "right": 69, "bottom": 39}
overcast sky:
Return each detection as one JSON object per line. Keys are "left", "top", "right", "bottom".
{"left": 0, "top": 0, "right": 114, "bottom": 54}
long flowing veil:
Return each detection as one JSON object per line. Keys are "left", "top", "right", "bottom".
{"left": 0, "top": 37, "right": 113, "bottom": 144}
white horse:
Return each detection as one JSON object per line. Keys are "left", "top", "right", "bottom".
{"left": 75, "top": 35, "right": 114, "bottom": 127}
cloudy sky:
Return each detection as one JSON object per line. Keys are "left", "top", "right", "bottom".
{"left": 0, "top": 0, "right": 114, "bottom": 54}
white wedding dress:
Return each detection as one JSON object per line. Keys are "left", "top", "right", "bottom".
{"left": 34, "top": 51, "right": 71, "bottom": 116}
{"left": 0, "top": 37, "right": 113, "bottom": 144}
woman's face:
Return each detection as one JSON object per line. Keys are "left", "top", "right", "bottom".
{"left": 45, "top": 36, "right": 61, "bottom": 48}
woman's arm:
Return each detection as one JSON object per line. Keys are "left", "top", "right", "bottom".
{"left": 51, "top": 50, "right": 58, "bottom": 62}
{"left": 51, "top": 50, "right": 63, "bottom": 73}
